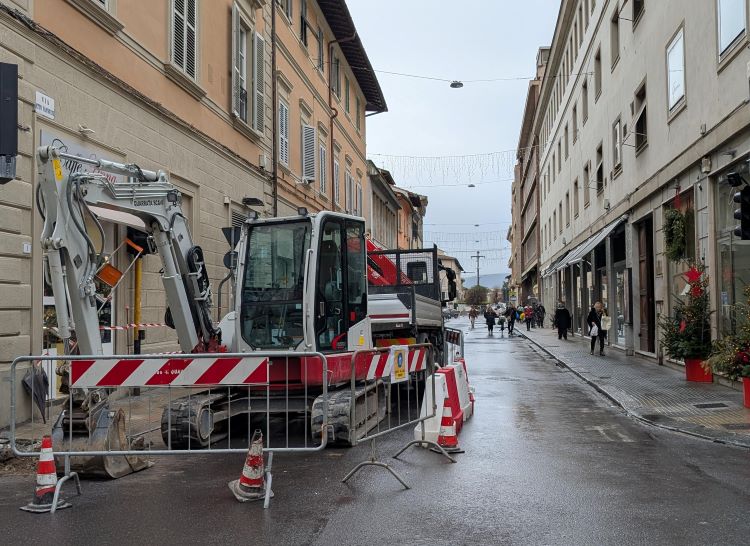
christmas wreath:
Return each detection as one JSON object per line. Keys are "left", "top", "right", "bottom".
{"left": 663, "top": 208, "right": 686, "bottom": 262}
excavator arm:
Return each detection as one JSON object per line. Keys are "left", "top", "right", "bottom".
{"left": 36, "top": 145, "right": 220, "bottom": 355}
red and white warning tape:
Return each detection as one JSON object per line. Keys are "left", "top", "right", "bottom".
{"left": 99, "top": 323, "right": 168, "bottom": 331}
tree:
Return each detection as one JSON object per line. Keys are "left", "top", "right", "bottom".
{"left": 659, "top": 263, "right": 711, "bottom": 360}
{"left": 465, "top": 285, "right": 489, "bottom": 306}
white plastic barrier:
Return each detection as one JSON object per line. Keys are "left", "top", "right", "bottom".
{"left": 449, "top": 362, "right": 473, "bottom": 422}
{"left": 413, "top": 373, "right": 447, "bottom": 444}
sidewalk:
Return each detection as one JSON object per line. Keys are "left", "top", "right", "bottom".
{"left": 520, "top": 325, "right": 750, "bottom": 448}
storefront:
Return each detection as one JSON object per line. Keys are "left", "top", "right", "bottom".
{"left": 715, "top": 162, "right": 750, "bottom": 336}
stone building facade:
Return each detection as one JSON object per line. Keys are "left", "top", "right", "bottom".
{"left": 0, "top": 0, "right": 385, "bottom": 426}
{"left": 532, "top": 0, "right": 750, "bottom": 360}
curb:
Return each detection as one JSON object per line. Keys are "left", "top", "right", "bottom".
{"left": 519, "top": 332, "right": 750, "bottom": 451}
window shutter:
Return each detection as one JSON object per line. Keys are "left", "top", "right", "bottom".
{"left": 319, "top": 145, "right": 327, "bottom": 194}
{"left": 301, "top": 124, "right": 316, "bottom": 182}
{"left": 253, "top": 33, "right": 265, "bottom": 131}
{"left": 185, "top": 0, "right": 197, "bottom": 79}
{"left": 172, "top": 0, "right": 186, "bottom": 70}
{"left": 357, "top": 183, "right": 363, "bottom": 216}
{"left": 231, "top": 3, "right": 240, "bottom": 117}
{"left": 279, "top": 102, "right": 289, "bottom": 165}
{"left": 346, "top": 172, "right": 354, "bottom": 212}
{"left": 334, "top": 160, "right": 340, "bottom": 203}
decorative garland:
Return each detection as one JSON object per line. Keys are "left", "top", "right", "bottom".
{"left": 664, "top": 208, "right": 686, "bottom": 262}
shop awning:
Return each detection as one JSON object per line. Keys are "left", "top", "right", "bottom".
{"left": 89, "top": 206, "right": 147, "bottom": 231}
{"left": 541, "top": 251, "right": 569, "bottom": 278}
{"left": 555, "top": 216, "right": 627, "bottom": 271}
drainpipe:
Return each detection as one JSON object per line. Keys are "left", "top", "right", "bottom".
{"left": 328, "top": 32, "right": 357, "bottom": 210}
{"left": 271, "top": 3, "right": 278, "bottom": 217}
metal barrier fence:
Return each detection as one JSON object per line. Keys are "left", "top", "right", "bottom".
{"left": 10, "top": 351, "right": 329, "bottom": 509}
{"left": 341, "top": 343, "right": 455, "bottom": 488}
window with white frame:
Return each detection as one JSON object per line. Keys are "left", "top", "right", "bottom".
{"left": 316, "top": 27, "right": 324, "bottom": 71}
{"left": 278, "top": 0, "right": 292, "bottom": 20}
{"left": 346, "top": 170, "right": 353, "bottom": 212}
{"left": 300, "top": 0, "right": 309, "bottom": 47}
{"left": 319, "top": 143, "right": 327, "bottom": 195}
{"left": 667, "top": 28, "right": 685, "bottom": 111}
{"left": 344, "top": 77, "right": 350, "bottom": 113}
{"left": 356, "top": 180, "right": 362, "bottom": 216}
{"left": 171, "top": 0, "right": 198, "bottom": 80}
{"left": 634, "top": 82, "right": 648, "bottom": 152}
{"left": 331, "top": 53, "right": 341, "bottom": 97}
{"left": 356, "top": 97, "right": 361, "bottom": 131}
{"left": 279, "top": 100, "right": 289, "bottom": 165}
{"left": 611, "top": 9, "right": 620, "bottom": 68}
{"left": 594, "top": 47, "right": 602, "bottom": 98}
{"left": 333, "top": 157, "right": 340, "bottom": 204}
{"left": 301, "top": 123, "right": 316, "bottom": 183}
{"left": 718, "top": 0, "right": 746, "bottom": 55}
{"left": 612, "top": 117, "right": 622, "bottom": 171}
{"left": 231, "top": 4, "right": 264, "bottom": 131}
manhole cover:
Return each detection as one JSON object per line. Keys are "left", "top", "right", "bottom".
{"left": 693, "top": 403, "right": 729, "bottom": 409}
{"left": 721, "top": 423, "right": 750, "bottom": 430}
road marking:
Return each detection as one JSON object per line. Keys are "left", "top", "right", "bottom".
{"left": 585, "top": 425, "right": 635, "bottom": 442}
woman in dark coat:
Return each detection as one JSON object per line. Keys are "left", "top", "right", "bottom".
{"left": 505, "top": 304, "right": 517, "bottom": 335}
{"left": 554, "top": 301, "right": 571, "bottom": 340}
{"left": 484, "top": 306, "right": 497, "bottom": 335}
{"left": 586, "top": 301, "right": 605, "bottom": 356}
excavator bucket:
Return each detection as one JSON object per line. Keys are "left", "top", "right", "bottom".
{"left": 51, "top": 401, "right": 152, "bottom": 479}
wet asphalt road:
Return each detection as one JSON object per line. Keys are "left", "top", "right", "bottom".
{"left": 2, "top": 316, "right": 750, "bottom": 545}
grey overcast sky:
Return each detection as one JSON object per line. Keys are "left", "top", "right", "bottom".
{"left": 347, "top": 0, "right": 559, "bottom": 275}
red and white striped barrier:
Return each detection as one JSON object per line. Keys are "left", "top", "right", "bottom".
{"left": 70, "top": 356, "right": 269, "bottom": 387}
{"left": 365, "top": 352, "right": 391, "bottom": 380}
{"left": 363, "top": 347, "right": 427, "bottom": 380}
{"left": 408, "top": 347, "right": 427, "bottom": 372}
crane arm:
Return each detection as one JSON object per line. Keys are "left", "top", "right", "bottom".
{"left": 36, "top": 145, "right": 220, "bottom": 355}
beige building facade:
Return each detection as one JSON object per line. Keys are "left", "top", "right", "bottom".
{"left": 534, "top": 0, "right": 750, "bottom": 359}
{"left": 0, "top": 0, "right": 385, "bottom": 426}
{"left": 272, "top": 0, "right": 386, "bottom": 217}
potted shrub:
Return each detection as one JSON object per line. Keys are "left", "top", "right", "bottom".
{"left": 659, "top": 264, "right": 713, "bottom": 382}
{"left": 708, "top": 287, "right": 750, "bottom": 407}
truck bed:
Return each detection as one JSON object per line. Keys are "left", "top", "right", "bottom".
{"left": 368, "top": 290, "right": 443, "bottom": 332}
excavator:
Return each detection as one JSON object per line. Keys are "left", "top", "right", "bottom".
{"left": 35, "top": 145, "right": 456, "bottom": 477}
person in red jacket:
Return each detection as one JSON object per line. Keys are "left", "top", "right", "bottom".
{"left": 524, "top": 304, "right": 534, "bottom": 331}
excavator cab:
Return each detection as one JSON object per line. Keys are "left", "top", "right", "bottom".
{"left": 238, "top": 212, "right": 367, "bottom": 354}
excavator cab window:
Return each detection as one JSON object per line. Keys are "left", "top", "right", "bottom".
{"left": 240, "top": 220, "right": 311, "bottom": 349}
{"left": 315, "top": 218, "right": 366, "bottom": 352}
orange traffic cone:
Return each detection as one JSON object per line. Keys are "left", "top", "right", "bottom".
{"left": 20, "top": 435, "right": 72, "bottom": 513}
{"left": 229, "top": 430, "right": 272, "bottom": 502}
{"left": 434, "top": 397, "right": 464, "bottom": 454}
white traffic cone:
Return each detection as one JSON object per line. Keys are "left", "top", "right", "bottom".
{"left": 228, "top": 430, "right": 273, "bottom": 502}
{"left": 20, "top": 435, "right": 72, "bottom": 513}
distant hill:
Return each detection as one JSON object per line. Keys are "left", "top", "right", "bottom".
{"left": 463, "top": 272, "right": 510, "bottom": 289}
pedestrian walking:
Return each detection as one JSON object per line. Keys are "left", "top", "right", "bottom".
{"left": 469, "top": 306, "right": 478, "bottom": 329}
{"left": 524, "top": 304, "right": 534, "bottom": 331}
{"left": 536, "top": 303, "right": 546, "bottom": 328}
{"left": 587, "top": 301, "right": 606, "bottom": 356}
{"left": 554, "top": 300, "right": 571, "bottom": 340}
{"left": 505, "top": 304, "right": 517, "bottom": 335}
{"left": 484, "top": 306, "right": 497, "bottom": 335}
